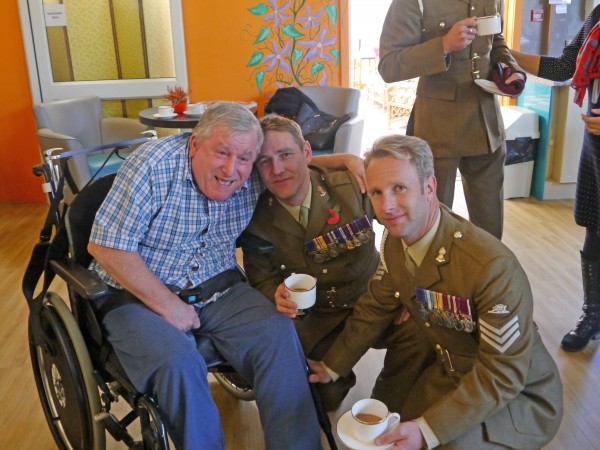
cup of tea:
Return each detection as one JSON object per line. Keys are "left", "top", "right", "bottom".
{"left": 475, "top": 15, "right": 501, "bottom": 36}
{"left": 350, "top": 398, "right": 400, "bottom": 444}
{"left": 187, "top": 102, "right": 206, "bottom": 115}
{"left": 157, "top": 105, "right": 175, "bottom": 117}
{"left": 284, "top": 273, "right": 317, "bottom": 310}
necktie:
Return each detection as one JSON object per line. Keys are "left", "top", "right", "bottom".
{"left": 405, "top": 250, "right": 417, "bottom": 276}
{"left": 299, "top": 206, "right": 309, "bottom": 228}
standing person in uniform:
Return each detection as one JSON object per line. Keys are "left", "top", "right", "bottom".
{"left": 378, "top": 0, "right": 525, "bottom": 239}
{"left": 510, "top": 5, "right": 600, "bottom": 352}
{"left": 242, "top": 115, "right": 380, "bottom": 410}
{"left": 309, "top": 135, "right": 563, "bottom": 449}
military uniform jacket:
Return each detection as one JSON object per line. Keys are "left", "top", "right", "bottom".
{"left": 243, "top": 167, "right": 380, "bottom": 356}
{"left": 323, "top": 206, "right": 563, "bottom": 448}
{"left": 378, "top": 0, "right": 522, "bottom": 158}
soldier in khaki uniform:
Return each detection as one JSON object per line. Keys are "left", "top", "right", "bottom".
{"left": 242, "top": 115, "right": 380, "bottom": 410}
{"left": 379, "top": 0, "right": 526, "bottom": 239}
{"left": 309, "top": 135, "right": 563, "bottom": 449}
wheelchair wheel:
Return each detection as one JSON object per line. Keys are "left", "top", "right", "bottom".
{"left": 29, "top": 292, "right": 105, "bottom": 450}
{"left": 213, "top": 371, "right": 255, "bottom": 401}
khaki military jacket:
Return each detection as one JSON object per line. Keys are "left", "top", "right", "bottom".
{"left": 379, "top": 0, "right": 523, "bottom": 157}
{"left": 243, "top": 167, "right": 379, "bottom": 356}
{"left": 324, "top": 206, "right": 562, "bottom": 448}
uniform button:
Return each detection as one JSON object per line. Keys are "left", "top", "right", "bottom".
{"left": 425, "top": 322, "right": 431, "bottom": 327}
{"left": 280, "top": 265, "right": 286, "bottom": 270}
{"left": 471, "top": 5, "right": 475, "bottom": 10}
{"left": 439, "top": 21, "right": 445, "bottom": 28}
{"left": 343, "top": 304, "right": 348, "bottom": 307}
{"left": 322, "top": 269, "right": 328, "bottom": 274}
{"left": 394, "top": 291, "right": 400, "bottom": 298}
{"left": 454, "top": 231, "right": 463, "bottom": 239}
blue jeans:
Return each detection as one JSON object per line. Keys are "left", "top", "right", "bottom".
{"left": 98, "top": 282, "right": 322, "bottom": 450}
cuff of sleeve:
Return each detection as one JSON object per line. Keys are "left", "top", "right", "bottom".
{"left": 322, "top": 362, "right": 340, "bottom": 382}
{"left": 414, "top": 417, "right": 440, "bottom": 449}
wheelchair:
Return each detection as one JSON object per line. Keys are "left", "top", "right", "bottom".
{"left": 23, "top": 139, "right": 337, "bottom": 449}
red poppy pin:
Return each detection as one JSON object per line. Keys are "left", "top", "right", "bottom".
{"left": 327, "top": 204, "right": 341, "bottom": 225}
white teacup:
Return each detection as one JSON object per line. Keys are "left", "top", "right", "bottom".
{"left": 475, "top": 15, "right": 501, "bottom": 36}
{"left": 284, "top": 273, "right": 316, "bottom": 310}
{"left": 350, "top": 399, "right": 400, "bottom": 444}
{"left": 187, "top": 102, "right": 206, "bottom": 115}
{"left": 157, "top": 105, "right": 174, "bottom": 117}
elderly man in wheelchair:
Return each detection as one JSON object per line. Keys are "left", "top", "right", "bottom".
{"left": 23, "top": 101, "right": 361, "bottom": 449}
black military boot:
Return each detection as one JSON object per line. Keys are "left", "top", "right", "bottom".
{"left": 561, "top": 252, "right": 600, "bottom": 352}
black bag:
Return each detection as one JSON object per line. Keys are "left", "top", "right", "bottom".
{"left": 264, "top": 87, "right": 318, "bottom": 120}
{"left": 296, "top": 102, "right": 350, "bottom": 151}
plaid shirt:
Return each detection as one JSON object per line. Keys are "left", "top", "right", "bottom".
{"left": 89, "top": 133, "right": 263, "bottom": 289}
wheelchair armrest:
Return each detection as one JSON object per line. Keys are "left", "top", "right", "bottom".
{"left": 50, "top": 259, "right": 110, "bottom": 300}
{"left": 236, "top": 232, "right": 274, "bottom": 254}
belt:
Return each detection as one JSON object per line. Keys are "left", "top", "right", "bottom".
{"left": 169, "top": 269, "right": 245, "bottom": 308}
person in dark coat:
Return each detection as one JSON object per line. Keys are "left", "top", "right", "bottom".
{"left": 511, "top": 5, "right": 600, "bottom": 351}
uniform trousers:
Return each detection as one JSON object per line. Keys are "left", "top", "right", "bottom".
{"left": 370, "top": 317, "right": 437, "bottom": 414}
{"left": 433, "top": 144, "right": 506, "bottom": 240}
{"left": 97, "top": 282, "right": 322, "bottom": 450}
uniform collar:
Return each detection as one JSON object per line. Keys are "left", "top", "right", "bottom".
{"left": 402, "top": 207, "right": 441, "bottom": 268}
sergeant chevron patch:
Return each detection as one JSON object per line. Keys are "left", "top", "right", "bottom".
{"left": 373, "top": 263, "right": 386, "bottom": 281}
{"left": 479, "top": 316, "right": 520, "bottom": 354}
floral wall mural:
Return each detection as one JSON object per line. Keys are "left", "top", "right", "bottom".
{"left": 245, "top": 0, "right": 340, "bottom": 94}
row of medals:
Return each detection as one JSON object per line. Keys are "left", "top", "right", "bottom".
{"left": 416, "top": 288, "right": 476, "bottom": 333}
{"left": 305, "top": 215, "right": 375, "bottom": 264}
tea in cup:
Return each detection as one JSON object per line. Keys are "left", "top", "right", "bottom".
{"left": 157, "top": 105, "right": 174, "bottom": 117}
{"left": 187, "top": 103, "right": 206, "bottom": 115}
{"left": 350, "top": 398, "right": 400, "bottom": 444}
{"left": 475, "top": 15, "right": 501, "bottom": 36}
{"left": 284, "top": 273, "right": 317, "bottom": 310}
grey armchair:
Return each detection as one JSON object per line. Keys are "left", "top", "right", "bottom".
{"left": 297, "top": 86, "right": 364, "bottom": 156}
{"left": 33, "top": 96, "right": 148, "bottom": 191}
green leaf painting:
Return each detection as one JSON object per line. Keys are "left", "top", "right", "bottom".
{"left": 256, "top": 71, "right": 265, "bottom": 94}
{"left": 254, "top": 26, "right": 270, "bottom": 44}
{"left": 325, "top": 5, "right": 337, "bottom": 26}
{"left": 293, "top": 48, "right": 303, "bottom": 65}
{"left": 281, "top": 24, "right": 304, "bottom": 39}
{"left": 330, "top": 49, "right": 340, "bottom": 66}
{"left": 248, "top": 3, "right": 268, "bottom": 15}
{"left": 247, "top": 51, "right": 264, "bottom": 67}
{"left": 311, "top": 62, "right": 324, "bottom": 76}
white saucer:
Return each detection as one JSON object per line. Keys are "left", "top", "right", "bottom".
{"left": 474, "top": 79, "right": 517, "bottom": 97}
{"left": 336, "top": 410, "right": 393, "bottom": 450}
{"left": 183, "top": 110, "right": 203, "bottom": 117}
{"left": 153, "top": 112, "right": 178, "bottom": 119}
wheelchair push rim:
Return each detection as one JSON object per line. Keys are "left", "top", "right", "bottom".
{"left": 29, "top": 292, "right": 105, "bottom": 450}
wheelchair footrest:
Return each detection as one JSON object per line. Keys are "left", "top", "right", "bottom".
{"left": 95, "top": 411, "right": 137, "bottom": 447}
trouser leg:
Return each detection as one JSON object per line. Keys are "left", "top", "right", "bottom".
{"left": 99, "top": 295, "right": 223, "bottom": 450}
{"left": 371, "top": 317, "right": 437, "bottom": 414}
{"left": 198, "top": 283, "right": 322, "bottom": 450}
{"left": 458, "top": 145, "right": 505, "bottom": 239}
{"left": 561, "top": 230, "right": 600, "bottom": 351}
{"left": 433, "top": 157, "right": 460, "bottom": 210}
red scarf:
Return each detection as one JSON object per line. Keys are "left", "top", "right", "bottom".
{"left": 572, "top": 21, "right": 600, "bottom": 106}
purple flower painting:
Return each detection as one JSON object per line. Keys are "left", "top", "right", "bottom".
{"left": 246, "top": 1, "right": 340, "bottom": 94}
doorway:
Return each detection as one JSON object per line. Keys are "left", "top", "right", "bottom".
{"left": 18, "top": 0, "right": 188, "bottom": 116}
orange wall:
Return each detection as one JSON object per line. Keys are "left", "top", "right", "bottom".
{"left": 0, "top": 2, "right": 43, "bottom": 203}
{"left": 1, "top": 0, "right": 347, "bottom": 203}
